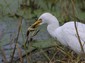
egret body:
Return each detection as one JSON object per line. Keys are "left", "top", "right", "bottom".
{"left": 28, "top": 13, "right": 85, "bottom": 54}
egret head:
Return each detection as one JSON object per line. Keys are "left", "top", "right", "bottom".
{"left": 27, "top": 12, "right": 58, "bottom": 31}
{"left": 38, "top": 13, "right": 55, "bottom": 25}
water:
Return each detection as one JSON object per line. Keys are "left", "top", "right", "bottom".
{"left": 0, "top": 15, "right": 51, "bottom": 62}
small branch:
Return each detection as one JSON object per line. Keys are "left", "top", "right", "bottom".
{"left": 15, "top": 46, "right": 56, "bottom": 62}
{"left": 24, "top": 30, "right": 40, "bottom": 47}
{"left": 40, "top": 48, "right": 51, "bottom": 61}
{"left": 0, "top": 48, "right": 8, "bottom": 63}
{"left": 10, "top": 17, "right": 22, "bottom": 63}
{"left": 15, "top": 48, "right": 37, "bottom": 62}
{"left": 16, "top": 43, "right": 23, "bottom": 63}
{"left": 74, "top": 22, "right": 84, "bottom": 53}
{"left": 71, "top": 0, "right": 84, "bottom": 53}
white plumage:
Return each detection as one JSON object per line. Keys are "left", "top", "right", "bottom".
{"left": 29, "top": 13, "right": 85, "bottom": 54}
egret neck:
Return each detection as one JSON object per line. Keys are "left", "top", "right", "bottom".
{"left": 47, "top": 16, "right": 59, "bottom": 38}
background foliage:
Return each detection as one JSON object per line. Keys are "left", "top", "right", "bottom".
{"left": 0, "top": 0, "right": 85, "bottom": 63}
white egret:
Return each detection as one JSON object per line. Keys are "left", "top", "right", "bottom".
{"left": 28, "top": 13, "right": 85, "bottom": 54}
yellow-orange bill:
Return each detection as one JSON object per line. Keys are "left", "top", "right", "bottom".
{"left": 27, "top": 19, "right": 42, "bottom": 32}
{"left": 31, "top": 19, "right": 42, "bottom": 28}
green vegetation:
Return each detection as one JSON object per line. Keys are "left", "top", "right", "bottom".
{"left": 0, "top": 0, "right": 85, "bottom": 63}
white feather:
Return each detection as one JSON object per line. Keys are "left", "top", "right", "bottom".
{"left": 38, "top": 12, "right": 85, "bottom": 54}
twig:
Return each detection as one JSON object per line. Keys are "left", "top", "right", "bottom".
{"left": 15, "top": 48, "right": 37, "bottom": 62}
{"left": 40, "top": 48, "right": 51, "bottom": 61}
{"left": 21, "top": 30, "right": 40, "bottom": 63}
{"left": 55, "top": 46, "right": 72, "bottom": 60}
{"left": 74, "top": 22, "right": 84, "bottom": 53}
{"left": 24, "top": 29, "right": 40, "bottom": 47}
{"left": 71, "top": 0, "right": 84, "bottom": 53}
{"left": 49, "top": 51, "right": 57, "bottom": 62}
{"left": 0, "top": 48, "right": 8, "bottom": 63}
{"left": 71, "top": 16, "right": 85, "bottom": 23}
{"left": 10, "top": 17, "right": 22, "bottom": 63}
{"left": 16, "top": 43, "right": 23, "bottom": 63}
{"left": 15, "top": 46, "right": 56, "bottom": 62}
